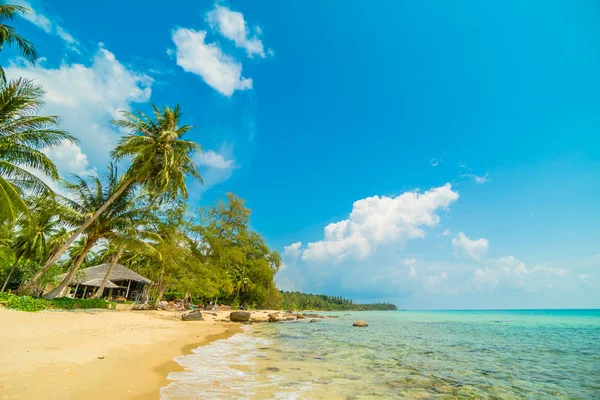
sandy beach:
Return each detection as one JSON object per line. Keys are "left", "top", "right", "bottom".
{"left": 0, "top": 308, "right": 244, "bottom": 400}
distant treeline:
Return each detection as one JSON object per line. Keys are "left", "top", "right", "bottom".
{"left": 280, "top": 291, "right": 397, "bottom": 311}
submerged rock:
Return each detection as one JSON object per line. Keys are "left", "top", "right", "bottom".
{"left": 182, "top": 310, "right": 204, "bottom": 321}
{"left": 309, "top": 319, "right": 318, "bottom": 323}
{"left": 353, "top": 320, "right": 368, "bottom": 327}
{"left": 229, "top": 311, "right": 251, "bottom": 323}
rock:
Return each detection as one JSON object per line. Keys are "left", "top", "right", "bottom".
{"left": 229, "top": 311, "right": 251, "bottom": 323}
{"left": 353, "top": 320, "right": 368, "bottom": 327}
{"left": 309, "top": 319, "right": 318, "bottom": 323}
{"left": 208, "top": 312, "right": 218, "bottom": 316}
{"left": 304, "top": 313, "right": 319, "bottom": 318}
{"left": 182, "top": 310, "right": 204, "bottom": 321}
{"left": 296, "top": 313, "right": 305, "bottom": 320}
{"left": 265, "top": 367, "right": 280, "bottom": 372}
{"left": 131, "top": 303, "right": 152, "bottom": 311}
{"left": 268, "top": 313, "right": 281, "bottom": 323}
{"left": 344, "top": 313, "right": 351, "bottom": 316}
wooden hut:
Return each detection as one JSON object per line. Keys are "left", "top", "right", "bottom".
{"left": 57, "top": 263, "right": 151, "bottom": 300}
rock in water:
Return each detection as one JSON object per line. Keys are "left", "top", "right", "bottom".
{"left": 268, "top": 313, "right": 281, "bottom": 323}
{"left": 296, "top": 313, "right": 305, "bottom": 319}
{"left": 353, "top": 320, "right": 368, "bottom": 327}
{"left": 309, "top": 319, "right": 318, "bottom": 323}
{"left": 182, "top": 310, "right": 204, "bottom": 321}
{"left": 230, "top": 311, "right": 251, "bottom": 323}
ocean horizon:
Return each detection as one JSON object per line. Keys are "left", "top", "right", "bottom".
{"left": 160, "top": 309, "right": 600, "bottom": 399}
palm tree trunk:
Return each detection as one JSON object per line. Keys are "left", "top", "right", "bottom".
{"left": 92, "top": 244, "right": 125, "bottom": 299}
{"left": 42, "top": 238, "right": 96, "bottom": 299}
{"left": 1, "top": 253, "right": 23, "bottom": 292}
{"left": 17, "top": 176, "right": 135, "bottom": 295}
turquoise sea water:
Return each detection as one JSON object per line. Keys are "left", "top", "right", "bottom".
{"left": 161, "top": 310, "right": 600, "bottom": 399}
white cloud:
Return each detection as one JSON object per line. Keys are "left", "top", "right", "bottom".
{"left": 284, "top": 242, "right": 303, "bottom": 259}
{"left": 171, "top": 28, "right": 252, "bottom": 96}
{"left": 195, "top": 150, "right": 235, "bottom": 169}
{"left": 475, "top": 256, "right": 571, "bottom": 293}
{"left": 429, "top": 158, "right": 440, "bottom": 167}
{"left": 14, "top": 0, "right": 79, "bottom": 49}
{"left": 463, "top": 172, "right": 491, "bottom": 184}
{"left": 452, "top": 232, "right": 489, "bottom": 261}
{"left": 300, "top": 184, "right": 459, "bottom": 263}
{"left": 14, "top": 0, "right": 51, "bottom": 32}
{"left": 207, "top": 5, "right": 266, "bottom": 58}
{"left": 7, "top": 46, "right": 152, "bottom": 178}
{"left": 403, "top": 258, "right": 416, "bottom": 266}
{"left": 443, "top": 229, "right": 451, "bottom": 236}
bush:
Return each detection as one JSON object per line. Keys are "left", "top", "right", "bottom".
{"left": 0, "top": 293, "right": 115, "bottom": 312}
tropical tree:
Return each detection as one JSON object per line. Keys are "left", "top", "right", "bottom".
{"left": 0, "top": 4, "right": 38, "bottom": 83}
{"left": 0, "top": 78, "right": 76, "bottom": 225}
{"left": 19, "top": 104, "right": 201, "bottom": 294}
{"left": 0, "top": 197, "right": 70, "bottom": 291}
{"left": 42, "top": 164, "right": 148, "bottom": 299}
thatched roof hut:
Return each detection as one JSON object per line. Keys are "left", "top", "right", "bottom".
{"left": 59, "top": 263, "right": 152, "bottom": 285}
{"left": 58, "top": 263, "right": 151, "bottom": 300}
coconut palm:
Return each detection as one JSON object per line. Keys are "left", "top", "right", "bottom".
{"left": 0, "top": 197, "right": 70, "bottom": 291}
{"left": 42, "top": 164, "right": 149, "bottom": 299}
{"left": 0, "top": 78, "right": 76, "bottom": 225}
{"left": 20, "top": 104, "right": 201, "bottom": 294}
{"left": 0, "top": 4, "right": 38, "bottom": 83}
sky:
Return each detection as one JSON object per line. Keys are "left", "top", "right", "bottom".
{"left": 2, "top": 0, "right": 599, "bottom": 309}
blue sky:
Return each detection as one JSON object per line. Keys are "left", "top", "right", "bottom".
{"left": 3, "top": 0, "right": 599, "bottom": 309}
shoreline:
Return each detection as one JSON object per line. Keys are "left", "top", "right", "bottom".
{"left": 0, "top": 308, "right": 242, "bottom": 400}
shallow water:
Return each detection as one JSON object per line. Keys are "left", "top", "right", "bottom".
{"left": 161, "top": 310, "right": 600, "bottom": 399}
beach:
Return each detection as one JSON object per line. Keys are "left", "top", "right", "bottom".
{"left": 0, "top": 308, "right": 242, "bottom": 400}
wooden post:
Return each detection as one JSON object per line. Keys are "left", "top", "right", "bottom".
{"left": 125, "top": 280, "right": 132, "bottom": 300}
{"left": 74, "top": 284, "right": 79, "bottom": 298}
{"left": 82, "top": 286, "right": 88, "bottom": 298}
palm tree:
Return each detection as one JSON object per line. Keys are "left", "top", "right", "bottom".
{"left": 0, "top": 197, "right": 69, "bottom": 291}
{"left": 0, "top": 4, "right": 38, "bottom": 84}
{"left": 0, "top": 78, "right": 75, "bottom": 225}
{"left": 42, "top": 164, "right": 148, "bottom": 299}
{"left": 19, "top": 104, "right": 201, "bottom": 294}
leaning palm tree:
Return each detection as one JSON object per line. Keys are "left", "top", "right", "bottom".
{"left": 19, "top": 104, "right": 201, "bottom": 294}
{"left": 0, "top": 4, "right": 38, "bottom": 83}
{"left": 43, "top": 164, "right": 150, "bottom": 299}
{"left": 0, "top": 78, "right": 76, "bottom": 225}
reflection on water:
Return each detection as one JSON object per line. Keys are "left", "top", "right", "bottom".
{"left": 161, "top": 310, "right": 600, "bottom": 399}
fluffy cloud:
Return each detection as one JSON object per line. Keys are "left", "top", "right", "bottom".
{"left": 195, "top": 150, "right": 235, "bottom": 169}
{"left": 284, "top": 242, "right": 303, "bottom": 259}
{"left": 207, "top": 5, "right": 266, "bottom": 58}
{"left": 452, "top": 232, "right": 489, "bottom": 261}
{"left": 171, "top": 28, "right": 252, "bottom": 96}
{"left": 442, "top": 229, "right": 451, "bottom": 236}
{"left": 6, "top": 46, "right": 152, "bottom": 177}
{"left": 474, "top": 256, "right": 570, "bottom": 292}
{"left": 301, "top": 184, "right": 459, "bottom": 263}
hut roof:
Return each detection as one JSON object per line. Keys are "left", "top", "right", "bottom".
{"left": 81, "top": 278, "right": 120, "bottom": 288}
{"left": 59, "top": 263, "right": 152, "bottom": 285}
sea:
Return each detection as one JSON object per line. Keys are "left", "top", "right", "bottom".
{"left": 160, "top": 310, "right": 600, "bottom": 399}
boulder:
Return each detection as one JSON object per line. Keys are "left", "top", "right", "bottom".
{"left": 230, "top": 311, "right": 251, "bottom": 323}
{"left": 268, "top": 313, "right": 281, "bottom": 323}
{"left": 132, "top": 303, "right": 152, "bottom": 311}
{"left": 182, "top": 310, "right": 204, "bottom": 321}
{"left": 353, "top": 320, "right": 368, "bottom": 327}
{"left": 296, "top": 313, "right": 305, "bottom": 320}
{"left": 309, "top": 319, "right": 318, "bottom": 323}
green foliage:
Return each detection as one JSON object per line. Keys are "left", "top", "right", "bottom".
{"left": 280, "top": 291, "right": 397, "bottom": 311}
{"left": 0, "top": 292, "right": 114, "bottom": 312}
{"left": 0, "top": 4, "right": 39, "bottom": 83}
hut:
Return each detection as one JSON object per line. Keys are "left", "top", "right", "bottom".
{"left": 57, "top": 263, "right": 151, "bottom": 300}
